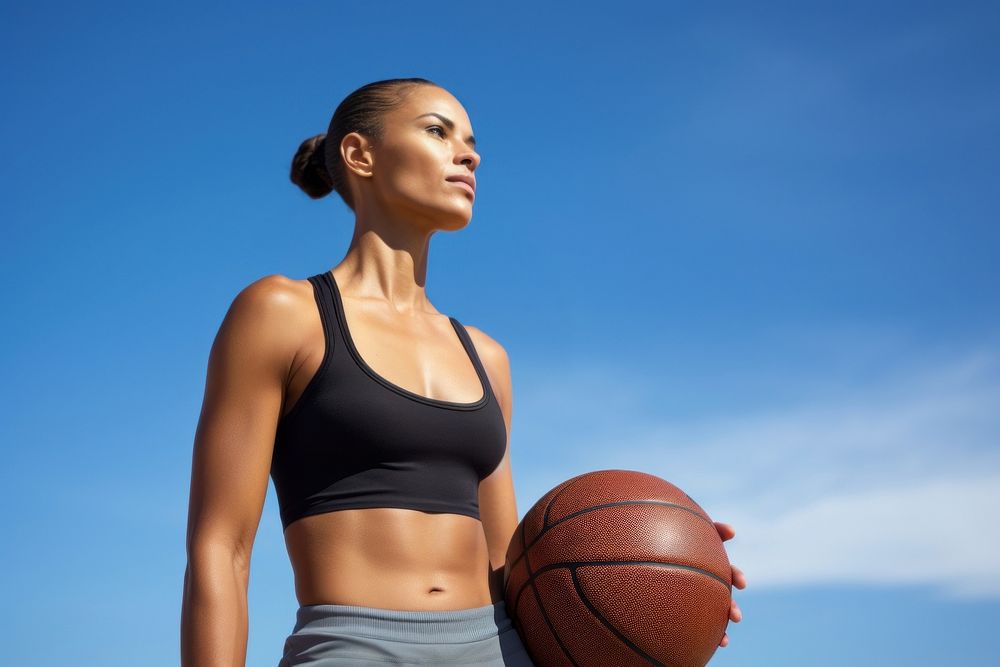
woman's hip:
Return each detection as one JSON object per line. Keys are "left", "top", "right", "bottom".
{"left": 277, "top": 600, "right": 535, "bottom": 666}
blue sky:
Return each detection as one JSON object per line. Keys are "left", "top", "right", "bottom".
{"left": 3, "top": 1, "right": 998, "bottom": 665}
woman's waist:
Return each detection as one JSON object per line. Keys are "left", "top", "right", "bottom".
{"left": 291, "top": 563, "right": 496, "bottom": 611}
{"left": 284, "top": 506, "right": 495, "bottom": 608}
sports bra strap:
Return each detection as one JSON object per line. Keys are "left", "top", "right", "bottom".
{"left": 448, "top": 317, "right": 493, "bottom": 401}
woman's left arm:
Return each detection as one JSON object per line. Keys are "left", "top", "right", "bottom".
{"left": 469, "top": 329, "right": 519, "bottom": 603}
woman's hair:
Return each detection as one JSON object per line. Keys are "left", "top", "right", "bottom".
{"left": 290, "top": 77, "right": 438, "bottom": 208}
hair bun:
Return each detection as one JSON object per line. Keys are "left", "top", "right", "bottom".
{"left": 290, "top": 133, "right": 334, "bottom": 199}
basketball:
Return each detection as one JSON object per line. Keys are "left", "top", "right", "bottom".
{"left": 503, "top": 469, "right": 732, "bottom": 667}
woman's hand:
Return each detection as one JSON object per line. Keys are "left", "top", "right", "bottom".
{"left": 713, "top": 521, "right": 746, "bottom": 648}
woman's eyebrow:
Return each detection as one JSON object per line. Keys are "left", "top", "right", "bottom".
{"left": 414, "top": 112, "right": 476, "bottom": 149}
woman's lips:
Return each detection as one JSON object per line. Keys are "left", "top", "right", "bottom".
{"left": 448, "top": 180, "right": 476, "bottom": 198}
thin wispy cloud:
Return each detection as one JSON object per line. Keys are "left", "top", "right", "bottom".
{"left": 513, "top": 348, "right": 1000, "bottom": 599}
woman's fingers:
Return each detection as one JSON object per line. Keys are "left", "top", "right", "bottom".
{"left": 714, "top": 521, "right": 735, "bottom": 541}
{"left": 714, "top": 521, "right": 743, "bottom": 648}
{"left": 719, "top": 600, "right": 741, "bottom": 647}
{"left": 714, "top": 524, "right": 747, "bottom": 589}
{"left": 732, "top": 564, "right": 747, "bottom": 589}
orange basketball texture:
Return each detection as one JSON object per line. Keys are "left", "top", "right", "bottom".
{"left": 504, "top": 470, "right": 732, "bottom": 667}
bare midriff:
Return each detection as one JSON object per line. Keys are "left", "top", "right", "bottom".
{"left": 283, "top": 507, "right": 496, "bottom": 611}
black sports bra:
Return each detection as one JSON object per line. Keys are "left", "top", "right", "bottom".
{"left": 269, "top": 270, "right": 508, "bottom": 531}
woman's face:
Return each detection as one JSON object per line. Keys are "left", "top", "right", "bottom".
{"left": 349, "top": 85, "right": 481, "bottom": 230}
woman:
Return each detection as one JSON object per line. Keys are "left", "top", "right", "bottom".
{"left": 180, "top": 77, "right": 745, "bottom": 666}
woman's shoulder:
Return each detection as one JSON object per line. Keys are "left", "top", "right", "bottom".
{"left": 460, "top": 322, "right": 506, "bottom": 361}
{"left": 229, "top": 273, "right": 314, "bottom": 320}
{"left": 216, "top": 273, "right": 316, "bottom": 360}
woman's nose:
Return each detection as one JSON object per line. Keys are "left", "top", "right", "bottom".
{"left": 456, "top": 150, "right": 479, "bottom": 169}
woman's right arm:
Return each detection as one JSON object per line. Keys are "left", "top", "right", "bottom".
{"left": 180, "top": 275, "right": 301, "bottom": 667}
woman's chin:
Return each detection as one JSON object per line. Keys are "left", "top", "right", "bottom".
{"left": 431, "top": 199, "right": 474, "bottom": 229}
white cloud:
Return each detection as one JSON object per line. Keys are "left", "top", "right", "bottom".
{"left": 511, "top": 349, "right": 1000, "bottom": 599}
{"left": 716, "top": 475, "right": 1000, "bottom": 600}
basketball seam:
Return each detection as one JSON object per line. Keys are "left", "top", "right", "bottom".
{"left": 506, "top": 476, "right": 586, "bottom": 601}
{"left": 543, "top": 474, "right": 588, "bottom": 528}
{"left": 556, "top": 500, "right": 715, "bottom": 530}
{"left": 569, "top": 559, "right": 733, "bottom": 589}
{"left": 511, "top": 559, "right": 731, "bottom": 621}
{"left": 570, "top": 567, "right": 669, "bottom": 667}
{"left": 512, "top": 499, "right": 716, "bottom": 577}
{"left": 528, "top": 551, "right": 581, "bottom": 667}
{"left": 504, "top": 519, "right": 531, "bottom": 613}
{"left": 511, "top": 474, "right": 712, "bottom": 577}
{"left": 508, "top": 501, "right": 727, "bottom": 610}
{"left": 505, "top": 475, "right": 589, "bottom": 576}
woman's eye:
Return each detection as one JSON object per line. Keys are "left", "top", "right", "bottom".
{"left": 428, "top": 126, "right": 446, "bottom": 137}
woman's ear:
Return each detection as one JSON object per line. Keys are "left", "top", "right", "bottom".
{"left": 340, "top": 131, "right": 375, "bottom": 179}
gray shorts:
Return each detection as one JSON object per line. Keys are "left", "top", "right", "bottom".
{"left": 277, "top": 600, "right": 536, "bottom": 666}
